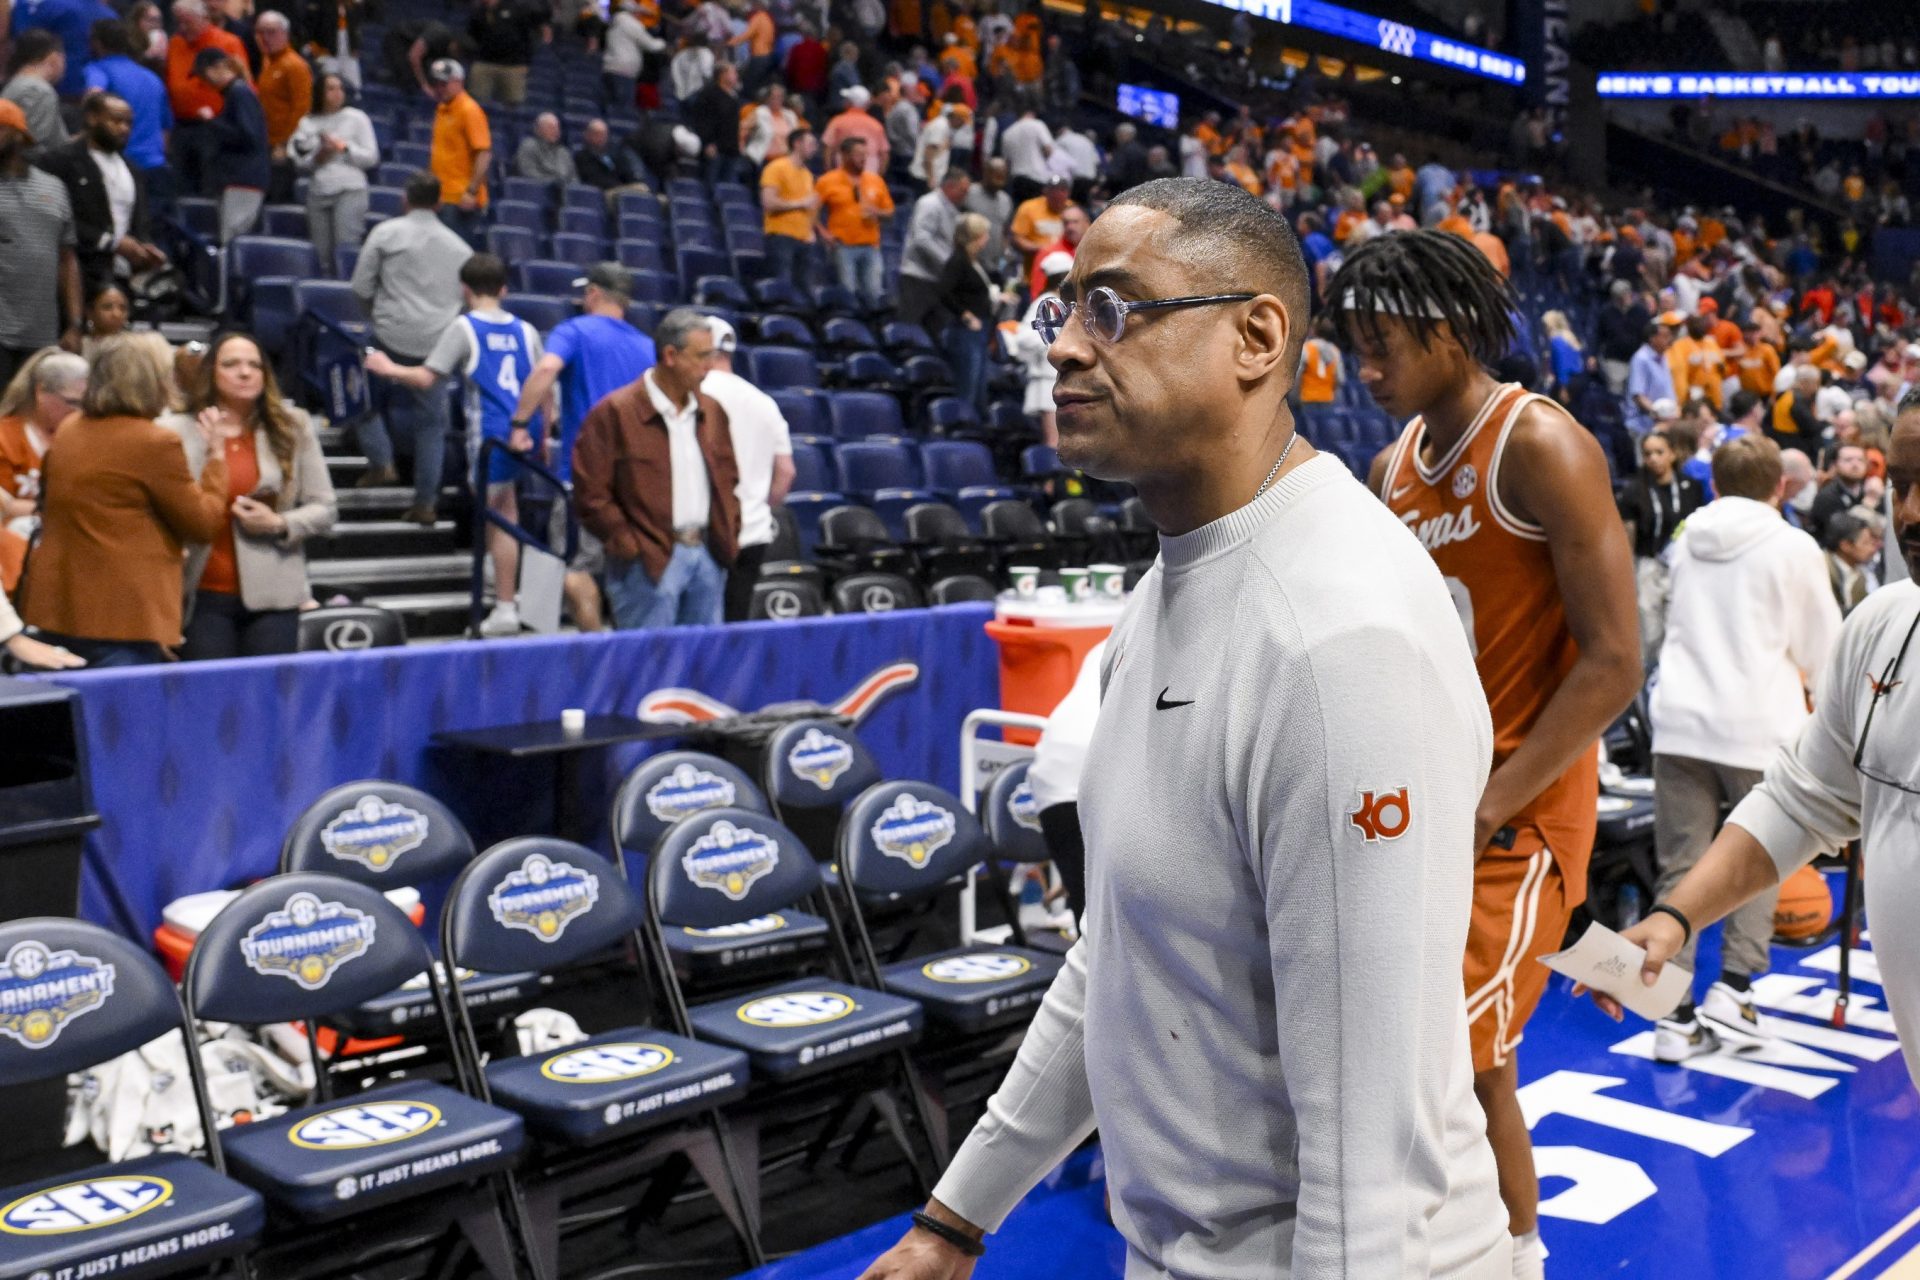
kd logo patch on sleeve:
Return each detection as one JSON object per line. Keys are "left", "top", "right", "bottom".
{"left": 1349, "top": 787, "right": 1412, "bottom": 842}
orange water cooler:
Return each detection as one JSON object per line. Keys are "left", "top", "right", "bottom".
{"left": 984, "top": 597, "right": 1126, "bottom": 743}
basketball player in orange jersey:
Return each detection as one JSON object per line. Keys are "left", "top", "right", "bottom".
{"left": 1331, "top": 231, "right": 1642, "bottom": 1280}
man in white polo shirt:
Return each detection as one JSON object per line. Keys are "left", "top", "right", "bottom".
{"left": 858, "top": 177, "right": 1509, "bottom": 1279}
{"left": 702, "top": 317, "right": 795, "bottom": 620}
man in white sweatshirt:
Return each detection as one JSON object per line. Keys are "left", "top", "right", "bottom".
{"left": 1648, "top": 433, "right": 1841, "bottom": 1061}
{"left": 857, "top": 177, "right": 1509, "bottom": 1278}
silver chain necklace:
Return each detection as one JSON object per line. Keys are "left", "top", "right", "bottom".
{"left": 1252, "top": 429, "right": 1301, "bottom": 501}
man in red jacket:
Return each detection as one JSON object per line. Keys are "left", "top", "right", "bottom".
{"left": 571, "top": 307, "right": 740, "bottom": 630}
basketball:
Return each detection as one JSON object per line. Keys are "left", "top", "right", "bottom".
{"left": 1774, "top": 865, "right": 1834, "bottom": 941}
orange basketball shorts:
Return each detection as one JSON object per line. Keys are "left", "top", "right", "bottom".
{"left": 1463, "top": 825, "right": 1570, "bottom": 1073}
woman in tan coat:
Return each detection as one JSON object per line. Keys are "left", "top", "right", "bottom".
{"left": 161, "top": 331, "right": 337, "bottom": 659}
{"left": 17, "top": 334, "right": 229, "bottom": 666}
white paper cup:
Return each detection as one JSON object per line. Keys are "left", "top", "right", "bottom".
{"left": 560, "top": 708, "right": 587, "bottom": 733}
{"left": 1058, "top": 568, "right": 1091, "bottom": 602}
{"left": 1089, "top": 563, "right": 1126, "bottom": 599}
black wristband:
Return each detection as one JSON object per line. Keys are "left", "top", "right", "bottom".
{"left": 1647, "top": 903, "right": 1692, "bottom": 948}
{"left": 910, "top": 1211, "right": 986, "bottom": 1257}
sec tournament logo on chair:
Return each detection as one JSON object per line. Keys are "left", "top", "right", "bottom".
{"left": 320, "top": 795, "right": 431, "bottom": 872}
{"left": 685, "top": 915, "right": 786, "bottom": 939}
{"left": 737, "top": 992, "right": 856, "bottom": 1027}
{"left": 872, "top": 794, "right": 957, "bottom": 869}
{"left": 488, "top": 853, "right": 599, "bottom": 941}
{"left": 0, "top": 941, "right": 116, "bottom": 1050}
{"left": 1008, "top": 780, "right": 1043, "bottom": 832}
{"left": 240, "top": 892, "right": 377, "bottom": 989}
{"left": 289, "top": 1101, "right": 442, "bottom": 1149}
{"left": 0, "top": 1175, "right": 172, "bottom": 1235}
{"left": 787, "top": 727, "right": 854, "bottom": 790}
{"left": 645, "top": 763, "right": 738, "bottom": 822}
{"left": 924, "top": 954, "right": 1032, "bottom": 984}
{"left": 684, "top": 820, "right": 781, "bottom": 901}
{"left": 541, "top": 1043, "right": 675, "bottom": 1084}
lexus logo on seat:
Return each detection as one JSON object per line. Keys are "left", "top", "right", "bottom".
{"left": 765, "top": 589, "right": 803, "bottom": 620}
{"left": 860, "top": 586, "right": 898, "bottom": 613}
{"left": 322, "top": 619, "right": 376, "bottom": 651}
{"left": 1377, "top": 19, "right": 1416, "bottom": 57}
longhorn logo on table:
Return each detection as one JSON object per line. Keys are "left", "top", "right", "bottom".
{"left": 636, "top": 661, "right": 920, "bottom": 728}
{"left": 488, "top": 855, "right": 599, "bottom": 942}
{"left": 241, "top": 893, "right": 377, "bottom": 989}
{"left": 0, "top": 941, "right": 115, "bottom": 1051}
{"left": 1, "top": 1175, "right": 172, "bottom": 1235}
{"left": 683, "top": 820, "right": 781, "bottom": 900}
{"left": 788, "top": 728, "right": 854, "bottom": 791}
{"left": 644, "top": 764, "right": 738, "bottom": 822}
{"left": 321, "top": 795, "right": 430, "bottom": 872}
{"left": 872, "top": 794, "right": 957, "bottom": 869}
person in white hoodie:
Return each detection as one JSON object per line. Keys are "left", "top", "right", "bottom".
{"left": 1647, "top": 432, "right": 1841, "bottom": 1061}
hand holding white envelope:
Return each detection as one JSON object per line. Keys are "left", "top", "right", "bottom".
{"left": 1541, "top": 921, "right": 1693, "bottom": 1021}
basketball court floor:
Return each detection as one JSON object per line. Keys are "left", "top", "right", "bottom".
{"left": 742, "top": 904, "right": 1917, "bottom": 1280}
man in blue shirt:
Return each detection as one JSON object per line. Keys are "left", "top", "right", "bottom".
{"left": 508, "top": 261, "right": 656, "bottom": 631}
{"left": 1625, "top": 317, "right": 1678, "bottom": 435}
{"left": 9, "top": 0, "right": 114, "bottom": 97}
{"left": 82, "top": 20, "right": 171, "bottom": 179}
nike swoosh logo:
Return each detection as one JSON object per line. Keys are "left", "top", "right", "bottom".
{"left": 1390, "top": 484, "right": 1414, "bottom": 500}
{"left": 1155, "top": 688, "right": 1194, "bottom": 710}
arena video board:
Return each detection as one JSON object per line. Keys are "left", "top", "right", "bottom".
{"left": 1117, "top": 83, "right": 1182, "bottom": 128}
{"left": 1597, "top": 72, "right": 1920, "bottom": 99}
{"left": 1204, "top": 0, "right": 1527, "bottom": 85}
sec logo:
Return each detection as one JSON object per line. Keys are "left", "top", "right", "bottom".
{"left": 1, "top": 1176, "right": 172, "bottom": 1235}
{"left": 737, "top": 992, "right": 854, "bottom": 1027}
{"left": 684, "top": 914, "right": 786, "bottom": 938}
{"left": 923, "top": 954, "right": 1031, "bottom": 984}
{"left": 289, "top": 1101, "right": 441, "bottom": 1149}
{"left": 541, "top": 1043, "right": 675, "bottom": 1083}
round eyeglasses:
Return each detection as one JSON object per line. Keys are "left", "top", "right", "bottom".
{"left": 1030, "top": 287, "right": 1256, "bottom": 345}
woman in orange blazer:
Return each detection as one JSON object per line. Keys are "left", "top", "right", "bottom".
{"left": 17, "top": 334, "right": 230, "bottom": 666}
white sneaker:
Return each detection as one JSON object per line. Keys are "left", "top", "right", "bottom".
{"left": 479, "top": 602, "right": 522, "bottom": 638}
{"left": 1653, "top": 1013, "right": 1718, "bottom": 1063}
{"left": 1699, "top": 981, "right": 1770, "bottom": 1051}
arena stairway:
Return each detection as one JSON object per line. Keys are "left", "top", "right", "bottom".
{"left": 307, "top": 422, "right": 476, "bottom": 639}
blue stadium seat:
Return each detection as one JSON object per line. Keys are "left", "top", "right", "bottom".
{"left": 367, "top": 186, "right": 405, "bottom": 219}
{"left": 919, "top": 441, "right": 1009, "bottom": 501}
{"left": 789, "top": 440, "right": 834, "bottom": 493}
{"left": 711, "top": 181, "right": 753, "bottom": 208}
{"left": 676, "top": 246, "right": 730, "bottom": 297}
{"left": 812, "top": 283, "right": 859, "bottom": 317}
{"left": 670, "top": 198, "right": 715, "bottom": 225}
{"left": 260, "top": 203, "right": 308, "bottom": 238}
{"left": 827, "top": 390, "right": 905, "bottom": 440}
{"left": 752, "top": 277, "right": 812, "bottom": 314}
{"left": 374, "top": 161, "right": 414, "bottom": 188}
{"left": 718, "top": 201, "right": 759, "bottom": 229}
{"left": 504, "top": 293, "right": 573, "bottom": 333}
{"left": 333, "top": 244, "right": 358, "bottom": 279}
{"left": 228, "top": 236, "right": 319, "bottom": 351}
{"left": 835, "top": 440, "right": 922, "bottom": 498}
{"left": 627, "top": 269, "right": 679, "bottom": 306}
{"left": 514, "top": 258, "right": 583, "bottom": 296}
{"left": 779, "top": 491, "right": 843, "bottom": 556}
{"left": 729, "top": 248, "right": 767, "bottom": 281}
{"left": 561, "top": 183, "right": 604, "bottom": 210}
{"left": 745, "top": 345, "right": 819, "bottom": 391}
{"left": 841, "top": 351, "right": 904, "bottom": 390}
{"left": 1021, "top": 444, "right": 1062, "bottom": 481}
{"left": 666, "top": 177, "right": 709, "bottom": 202}
{"left": 924, "top": 397, "right": 978, "bottom": 435}
{"left": 493, "top": 200, "right": 547, "bottom": 233}
{"left": 616, "top": 190, "right": 660, "bottom": 219}
{"left": 548, "top": 232, "right": 603, "bottom": 266}
{"left": 293, "top": 279, "right": 365, "bottom": 332}
{"left": 751, "top": 314, "right": 813, "bottom": 347}
{"left": 625, "top": 301, "right": 659, "bottom": 333}
{"left": 488, "top": 224, "right": 538, "bottom": 263}
{"left": 392, "top": 140, "right": 432, "bottom": 168}
{"left": 901, "top": 354, "right": 954, "bottom": 393}
{"left": 618, "top": 211, "right": 664, "bottom": 241}
{"left": 556, "top": 205, "right": 606, "bottom": 238}
{"left": 694, "top": 274, "right": 752, "bottom": 309}
{"left": 769, "top": 388, "right": 825, "bottom": 436}
{"left": 0, "top": 920, "right": 265, "bottom": 1280}
{"left": 881, "top": 321, "right": 936, "bottom": 358}
{"left": 614, "top": 237, "right": 666, "bottom": 272}
{"left": 822, "top": 318, "right": 878, "bottom": 351}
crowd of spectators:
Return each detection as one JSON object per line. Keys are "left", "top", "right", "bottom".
{"left": 1, "top": 0, "right": 1915, "bottom": 664}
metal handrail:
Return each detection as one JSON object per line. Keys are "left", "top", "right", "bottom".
{"left": 467, "top": 437, "right": 580, "bottom": 638}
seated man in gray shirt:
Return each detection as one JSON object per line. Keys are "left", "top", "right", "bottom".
{"left": 858, "top": 178, "right": 1510, "bottom": 1279}
{"left": 348, "top": 170, "right": 473, "bottom": 523}
{"left": 514, "top": 111, "right": 577, "bottom": 187}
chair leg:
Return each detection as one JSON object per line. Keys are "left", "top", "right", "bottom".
{"left": 520, "top": 1178, "right": 566, "bottom": 1280}
{"left": 625, "top": 1151, "right": 691, "bottom": 1232}
{"left": 686, "top": 1115, "right": 768, "bottom": 1269}
{"left": 836, "top": 1104, "right": 882, "bottom": 1171}
{"left": 800, "top": 1092, "right": 861, "bottom": 1170}
{"left": 457, "top": 1185, "right": 536, "bottom": 1280}
{"left": 866, "top": 1086, "right": 933, "bottom": 1197}
{"left": 899, "top": 1051, "right": 952, "bottom": 1167}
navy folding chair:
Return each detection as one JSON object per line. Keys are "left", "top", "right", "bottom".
{"left": 183, "top": 875, "right": 535, "bottom": 1279}
{"left": 645, "top": 809, "right": 938, "bottom": 1217}
{"left": 0, "top": 920, "right": 264, "bottom": 1280}
{"left": 758, "top": 718, "right": 881, "bottom": 867}
{"left": 981, "top": 759, "right": 1075, "bottom": 953}
{"left": 441, "top": 839, "right": 762, "bottom": 1274}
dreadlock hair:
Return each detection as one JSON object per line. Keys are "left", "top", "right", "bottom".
{"left": 1326, "top": 229, "right": 1519, "bottom": 370}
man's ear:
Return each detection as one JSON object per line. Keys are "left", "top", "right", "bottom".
{"left": 1238, "top": 294, "right": 1292, "bottom": 383}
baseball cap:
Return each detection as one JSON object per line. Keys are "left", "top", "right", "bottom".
{"left": 1656, "top": 310, "right": 1686, "bottom": 327}
{"left": 574, "top": 261, "right": 633, "bottom": 297}
{"left": 1043, "top": 173, "right": 1071, "bottom": 189}
{"left": 842, "top": 85, "right": 871, "bottom": 107}
{"left": 1697, "top": 297, "right": 1718, "bottom": 314}
{"left": 190, "top": 46, "right": 238, "bottom": 77}
{"left": 1844, "top": 350, "right": 1868, "bottom": 371}
{"left": 1037, "top": 251, "right": 1074, "bottom": 281}
{"left": 1906, "top": 343, "right": 1920, "bottom": 361}
{"left": 0, "top": 99, "right": 31, "bottom": 143}
{"left": 706, "top": 316, "right": 737, "bottom": 352}
{"left": 1652, "top": 397, "right": 1679, "bottom": 420}
{"left": 427, "top": 57, "right": 465, "bottom": 84}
